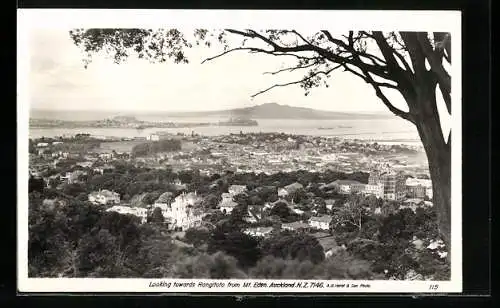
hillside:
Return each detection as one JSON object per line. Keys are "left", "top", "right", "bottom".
{"left": 162, "top": 103, "right": 392, "bottom": 120}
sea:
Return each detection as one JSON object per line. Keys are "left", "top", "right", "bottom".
{"left": 29, "top": 110, "right": 422, "bottom": 146}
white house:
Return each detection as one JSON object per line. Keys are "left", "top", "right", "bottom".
{"left": 277, "top": 188, "right": 289, "bottom": 198}
{"left": 219, "top": 196, "right": 238, "bottom": 214}
{"left": 325, "top": 199, "right": 337, "bottom": 211}
{"left": 308, "top": 215, "right": 333, "bottom": 230}
{"left": 160, "top": 192, "right": 204, "bottom": 231}
{"left": 99, "top": 152, "right": 114, "bottom": 160}
{"left": 228, "top": 185, "right": 247, "bottom": 196}
{"left": 106, "top": 205, "right": 148, "bottom": 224}
{"left": 147, "top": 134, "right": 160, "bottom": 141}
{"left": 293, "top": 208, "right": 305, "bottom": 215}
{"left": 93, "top": 164, "right": 116, "bottom": 174}
{"left": 76, "top": 161, "right": 93, "bottom": 168}
{"left": 88, "top": 190, "right": 120, "bottom": 205}
{"left": 60, "top": 170, "right": 87, "bottom": 184}
{"left": 244, "top": 205, "right": 265, "bottom": 223}
{"left": 332, "top": 180, "right": 366, "bottom": 195}
{"left": 37, "top": 142, "right": 49, "bottom": 148}
{"left": 281, "top": 221, "right": 309, "bottom": 231}
{"left": 243, "top": 227, "right": 273, "bottom": 238}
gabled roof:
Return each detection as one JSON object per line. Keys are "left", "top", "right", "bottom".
{"left": 333, "top": 180, "right": 363, "bottom": 186}
{"left": 309, "top": 215, "right": 333, "bottom": 223}
{"left": 156, "top": 191, "right": 174, "bottom": 203}
{"left": 245, "top": 227, "right": 273, "bottom": 233}
{"left": 220, "top": 199, "right": 238, "bottom": 208}
{"left": 282, "top": 221, "right": 309, "bottom": 229}
{"left": 284, "top": 182, "right": 303, "bottom": 192}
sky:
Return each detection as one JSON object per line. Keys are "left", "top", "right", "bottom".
{"left": 28, "top": 28, "right": 410, "bottom": 114}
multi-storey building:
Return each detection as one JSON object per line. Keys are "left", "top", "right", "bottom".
{"left": 368, "top": 169, "right": 406, "bottom": 200}
{"left": 363, "top": 183, "right": 385, "bottom": 198}
{"left": 158, "top": 192, "right": 204, "bottom": 231}
{"left": 88, "top": 189, "right": 120, "bottom": 205}
{"left": 405, "top": 178, "right": 433, "bottom": 199}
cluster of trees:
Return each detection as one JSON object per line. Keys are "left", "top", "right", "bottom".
{"left": 29, "top": 185, "right": 448, "bottom": 280}
{"left": 46, "top": 160, "right": 370, "bottom": 207}
{"left": 131, "top": 139, "right": 181, "bottom": 158}
{"left": 30, "top": 137, "right": 102, "bottom": 156}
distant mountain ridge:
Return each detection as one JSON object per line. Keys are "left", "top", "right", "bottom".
{"left": 31, "top": 103, "right": 393, "bottom": 121}
{"left": 161, "top": 103, "right": 393, "bottom": 119}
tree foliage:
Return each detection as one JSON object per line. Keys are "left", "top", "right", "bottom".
{"left": 131, "top": 139, "right": 182, "bottom": 158}
{"left": 260, "top": 231, "right": 325, "bottom": 264}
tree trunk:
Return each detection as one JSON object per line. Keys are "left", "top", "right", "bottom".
{"left": 414, "top": 110, "right": 451, "bottom": 256}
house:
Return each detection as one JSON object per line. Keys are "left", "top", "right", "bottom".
{"left": 244, "top": 205, "right": 265, "bottom": 223}
{"left": 88, "top": 190, "right": 120, "bottom": 205}
{"left": 332, "top": 180, "right": 366, "bottom": 195}
{"left": 293, "top": 208, "right": 305, "bottom": 215}
{"left": 219, "top": 197, "right": 238, "bottom": 214}
{"left": 324, "top": 199, "right": 337, "bottom": 211}
{"left": 92, "top": 148, "right": 115, "bottom": 161}
{"left": 278, "top": 188, "right": 289, "bottom": 198}
{"left": 93, "top": 164, "right": 116, "bottom": 174}
{"left": 281, "top": 221, "right": 309, "bottom": 232}
{"left": 406, "top": 183, "right": 426, "bottom": 199}
{"left": 36, "top": 142, "right": 49, "bottom": 148}
{"left": 76, "top": 161, "right": 93, "bottom": 168}
{"left": 60, "top": 170, "right": 87, "bottom": 184}
{"left": 106, "top": 205, "right": 148, "bottom": 224}
{"left": 147, "top": 134, "right": 160, "bottom": 141}
{"left": 160, "top": 192, "right": 204, "bottom": 231}
{"left": 278, "top": 182, "right": 304, "bottom": 198}
{"left": 308, "top": 215, "right": 333, "bottom": 230}
{"left": 285, "top": 182, "right": 304, "bottom": 194}
{"left": 42, "top": 198, "right": 66, "bottom": 209}
{"left": 228, "top": 184, "right": 247, "bottom": 196}
{"left": 423, "top": 201, "right": 433, "bottom": 207}
{"left": 243, "top": 227, "right": 273, "bottom": 238}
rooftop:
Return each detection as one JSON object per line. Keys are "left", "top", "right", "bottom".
{"left": 309, "top": 215, "right": 333, "bottom": 223}
{"left": 333, "top": 180, "right": 364, "bottom": 185}
{"left": 282, "top": 221, "right": 309, "bottom": 229}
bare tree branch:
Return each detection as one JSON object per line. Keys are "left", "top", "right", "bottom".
{"left": 201, "top": 47, "right": 320, "bottom": 64}
{"left": 340, "top": 63, "right": 399, "bottom": 90}
{"left": 371, "top": 31, "right": 415, "bottom": 86}
{"left": 344, "top": 61, "right": 414, "bottom": 123}
{"left": 324, "top": 30, "right": 387, "bottom": 66}
{"left": 250, "top": 64, "right": 343, "bottom": 98}
{"left": 226, "top": 29, "right": 393, "bottom": 81}
{"left": 201, "top": 47, "right": 274, "bottom": 63}
{"left": 262, "top": 62, "right": 319, "bottom": 75}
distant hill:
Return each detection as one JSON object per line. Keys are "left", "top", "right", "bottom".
{"left": 161, "top": 103, "right": 393, "bottom": 120}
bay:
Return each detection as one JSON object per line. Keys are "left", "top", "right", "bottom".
{"left": 29, "top": 117, "right": 422, "bottom": 146}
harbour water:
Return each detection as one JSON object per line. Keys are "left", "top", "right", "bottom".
{"left": 29, "top": 113, "right": 422, "bottom": 146}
